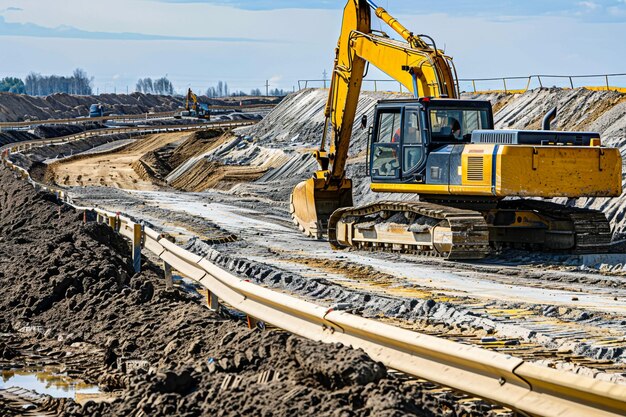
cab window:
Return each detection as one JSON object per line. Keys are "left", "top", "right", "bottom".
{"left": 403, "top": 109, "right": 423, "bottom": 173}
{"left": 371, "top": 110, "right": 401, "bottom": 178}
{"left": 376, "top": 111, "right": 401, "bottom": 143}
{"left": 429, "top": 108, "right": 490, "bottom": 142}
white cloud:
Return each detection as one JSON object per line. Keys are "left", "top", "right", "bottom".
{"left": 578, "top": 1, "right": 600, "bottom": 10}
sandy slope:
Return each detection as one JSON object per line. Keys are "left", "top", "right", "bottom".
{"left": 49, "top": 132, "right": 193, "bottom": 190}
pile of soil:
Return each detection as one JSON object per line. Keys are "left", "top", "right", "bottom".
{"left": 0, "top": 130, "right": 38, "bottom": 146}
{"left": 0, "top": 92, "right": 283, "bottom": 123}
{"left": 1, "top": 123, "right": 106, "bottom": 148}
{"left": 33, "top": 123, "right": 105, "bottom": 139}
{"left": 0, "top": 166, "right": 498, "bottom": 416}
{"left": 0, "top": 92, "right": 184, "bottom": 123}
{"left": 132, "top": 130, "right": 228, "bottom": 187}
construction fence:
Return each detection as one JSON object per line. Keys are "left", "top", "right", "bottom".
{"left": 298, "top": 72, "right": 626, "bottom": 95}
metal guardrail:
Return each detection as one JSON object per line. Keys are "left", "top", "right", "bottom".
{"left": 299, "top": 73, "right": 626, "bottom": 95}
{"left": 458, "top": 73, "right": 626, "bottom": 94}
{"left": 0, "top": 120, "right": 257, "bottom": 155}
{"left": 0, "top": 111, "right": 177, "bottom": 129}
{"left": 1, "top": 153, "right": 625, "bottom": 416}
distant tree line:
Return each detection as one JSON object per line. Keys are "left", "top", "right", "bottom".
{"left": 205, "top": 81, "right": 287, "bottom": 98}
{"left": 136, "top": 76, "right": 174, "bottom": 95}
{"left": 206, "top": 81, "right": 229, "bottom": 98}
{"left": 0, "top": 77, "right": 25, "bottom": 94}
{"left": 1, "top": 71, "right": 289, "bottom": 97}
{"left": 248, "top": 87, "right": 287, "bottom": 96}
{"left": 23, "top": 69, "right": 93, "bottom": 96}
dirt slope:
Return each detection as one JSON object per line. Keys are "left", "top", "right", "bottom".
{"left": 0, "top": 93, "right": 283, "bottom": 123}
{"left": 0, "top": 92, "right": 185, "bottom": 123}
{"left": 48, "top": 132, "right": 194, "bottom": 190}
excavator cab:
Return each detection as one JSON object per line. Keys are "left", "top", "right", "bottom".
{"left": 369, "top": 99, "right": 494, "bottom": 184}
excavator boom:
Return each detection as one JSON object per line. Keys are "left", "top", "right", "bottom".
{"left": 291, "top": 0, "right": 456, "bottom": 237}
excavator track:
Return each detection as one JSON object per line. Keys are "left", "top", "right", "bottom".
{"left": 495, "top": 199, "right": 613, "bottom": 253}
{"left": 328, "top": 201, "right": 491, "bottom": 260}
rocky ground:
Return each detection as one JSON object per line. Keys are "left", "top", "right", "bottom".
{"left": 0, "top": 167, "right": 514, "bottom": 416}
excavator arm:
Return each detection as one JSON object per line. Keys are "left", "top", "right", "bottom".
{"left": 186, "top": 88, "right": 199, "bottom": 111}
{"left": 291, "top": 0, "right": 458, "bottom": 238}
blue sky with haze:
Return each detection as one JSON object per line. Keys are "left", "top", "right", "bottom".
{"left": 0, "top": 0, "right": 624, "bottom": 94}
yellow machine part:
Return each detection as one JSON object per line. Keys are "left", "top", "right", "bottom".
{"left": 496, "top": 145, "right": 622, "bottom": 197}
{"left": 371, "top": 144, "right": 622, "bottom": 198}
{"left": 290, "top": 176, "right": 353, "bottom": 238}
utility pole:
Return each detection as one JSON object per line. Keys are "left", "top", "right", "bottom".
{"left": 265, "top": 79, "right": 269, "bottom": 96}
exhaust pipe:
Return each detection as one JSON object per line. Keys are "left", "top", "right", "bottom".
{"left": 542, "top": 106, "right": 557, "bottom": 130}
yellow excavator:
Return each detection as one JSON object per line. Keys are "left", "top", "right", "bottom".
{"left": 181, "top": 88, "right": 210, "bottom": 119}
{"left": 290, "top": 0, "right": 622, "bottom": 260}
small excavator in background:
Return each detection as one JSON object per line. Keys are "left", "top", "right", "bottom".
{"left": 290, "top": 0, "right": 622, "bottom": 260}
{"left": 179, "top": 88, "right": 210, "bottom": 119}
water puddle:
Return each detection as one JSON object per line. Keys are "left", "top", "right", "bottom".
{"left": 1, "top": 368, "right": 99, "bottom": 398}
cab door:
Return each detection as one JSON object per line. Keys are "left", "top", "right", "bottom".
{"left": 401, "top": 107, "right": 427, "bottom": 181}
{"left": 370, "top": 108, "right": 402, "bottom": 181}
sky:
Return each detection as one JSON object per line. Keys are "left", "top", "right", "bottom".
{"left": 0, "top": 0, "right": 625, "bottom": 95}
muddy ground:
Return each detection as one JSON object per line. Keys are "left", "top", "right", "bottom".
{"left": 0, "top": 167, "right": 513, "bottom": 416}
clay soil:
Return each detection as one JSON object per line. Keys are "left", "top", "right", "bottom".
{"left": 0, "top": 166, "right": 503, "bottom": 417}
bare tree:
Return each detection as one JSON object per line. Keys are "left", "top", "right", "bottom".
{"left": 23, "top": 68, "right": 92, "bottom": 96}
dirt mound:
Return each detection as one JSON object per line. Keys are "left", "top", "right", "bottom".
{"left": 0, "top": 130, "right": 38, "bottom": 146}
{"left": 33, "top": 122, "right": 105, "bottom": 139}
{"left": 129, "top": 130, "right": 226, "bottom": 186}
{"left": 168, "top": 130, "right": 224, "bottom": 169}
{"left": 10, "top": 133, "right": 133, "bottom": 172}
{"left": 45, "top": 132, "right": 192, "bottom": 190}
{"left": 169, "top": 159, "right": 267, "bottom": 192}
{"left": 0, "top": 92, "right": 184, "bottom": 123}
{"left": 0, "top": 167, "right": 486, "bottom": 416}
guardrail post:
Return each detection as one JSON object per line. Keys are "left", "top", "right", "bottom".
{"left": 538, "top": 76, "right": 543, "bottom": 88}
{"left": 247, "top": 315, "right": 260, "bottom": 329}
{"left": 205, "top": 290, "right": 220, "bottom": 312}
{"left": 472, "top": 80, "right": 477, "bottom": 93}
{"left": 503, "top": 78, "right": 508, "bottom": 93}
{"left": 399, "top": 82, "right": 402, "bottom": 93}
{"left": 606, "top": 75, "right": 610, "bottom": 91}
{"left": 374, "top": 80, "right": 377, "bottom": 92}
{"left": 163, "top": 261, "right": 173, "bottom": 290}
{"left": 132, "top": 223, "right": 142, "bottom": 273}
{"left": 569, "top": 77, "right": 574, "bottom": 89}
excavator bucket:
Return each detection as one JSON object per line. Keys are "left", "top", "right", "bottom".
{"left": 290, "top": 177, "right": 353, "bottom": 239}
